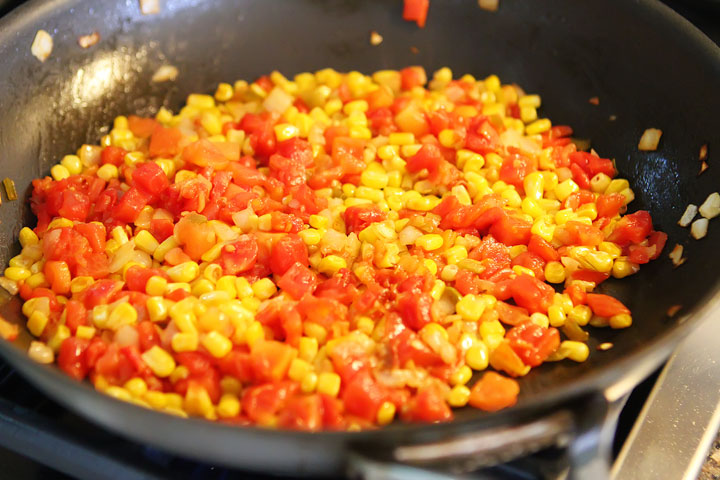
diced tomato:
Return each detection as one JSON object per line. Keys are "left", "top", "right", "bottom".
{"left": 402, "top": 0, "right": 429, "bottom": 27}
{"left": 586, "top": 293, "right": 630, "bottom": 317}
{"left": 64, "top": 300, "right": 88, "bottom": 334}
{"left": 127, "top": 115, "right": 159, "bottom": 138}
{"left": 510, "top": 274, "right": 554, "bottom": 314}
{"left": 344, "top": 205, "right": 386, "bottom": 234}
{"left": 596, "top": 193, "right": 625, "bottom": 218}
{"left": 608, "top": 210, "right": 653, "bottom": 246}
{"left": 217, "top": 235, "right": 258, "bottom": 275}
{"left": 137, "top": 321, "right": 160, "bottom": 352}
{"left": 400, "top": 66, "right": 428, "bottom": 90}
{"left": 402, "top": 385, "right": 453, "bottom": 423}
{"left": 100, "top": 146, "right": 126, "bottom": 166}
{"left": 528, "top": 235, "right": 560, "bottom": 262}
{"left": 148, "top": 126, "right": 182, "bottom": 158}
{"left": 565, "top": 282, "right": 587, "bottom": 306}
{"left": 242, "top": 381, "right": 298, "bottom": 424}
{"left": 81, "top": 279, "right": 122, "bottom": 309}
{"left": 489, "top": 214, "right": 531, "bottom": 246}
{"left": 469, "top": 372, "right": 520, "bottom": 412}
{"left": 277, "top": 262, "right": 318, "bottom": 300}
{"left": 58, "top": 337, "right": 90, "bottom": 380}
{"left": 564, "top": 221, "right": 604, "bottom": 247}
{"left": 499, "top": 151, "right": 536, "bottom": 189}
{"left": 268, "top": 234, "right": 308, "bottom": 276}
{"left": 131, "top": 162, "right": 169, "bottom": 197}
{"left": 250, "top": 340, "right": 296, "bottom": 383}
{"left": 342, "top": 370, "right": 386, "bottom": 422}
{"left": 506, "top": 321, "right": 560, "bottom": 367}
{"left": 278, "top": 394, "right": 324, "bottom": 431}
{"left": 495, "top": 301, "right": 530, "bottom": 326}
{"left": 113, "top": 187, "right": 149, "bottom": 223}
{"left": 396, "top": 292, "right": 434, "bottom": 331}
{"left": 511, "top": 251, "right": 546, "bottom": 280}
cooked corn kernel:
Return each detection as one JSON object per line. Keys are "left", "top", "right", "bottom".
{"left": 141, "top": 346, "right": 176, "bottom": 378}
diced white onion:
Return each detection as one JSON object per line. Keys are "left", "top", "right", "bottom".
{"left": 691, "top": 218, "right": 709, "bottom": 240}
{"left": 109, "top": 241, "right": 136, "bottom": 272}
{"left": 114, "top": 325, "right": 139, "bottom": 348}
{"left": 263, "top": 87, "right": 293, "bottom": 114}
{"left": 31, "top": 30, "right": 53, "bottom": 62}
{"left": 699, "top": 192, "right": 720, "bottom": 220}
{"left": 478, "top": 0, "right": 499, "bottom": 11}
{"left": 638, "top": 128, "right": 662, "bottom": 151}
{"left": 668, "top": 243, "right": 685, "bottom": 267}
{"left": 139, "top": 0, "right": 160, "bottom": 15}
{"left": 28, "top": 341, "right": 54, "bottom": 364}
{"left": 77, "top": 31, "right": 100, "bottom": 49}
{"left": 398, "top": 225, "right": 423, "bottom": 245}
{"left": 678, "top": 204, "right": 698, "bottom": 227}
{"left": 152, "top": 65, "right": 178, "bottom": 83}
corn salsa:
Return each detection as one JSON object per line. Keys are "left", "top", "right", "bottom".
{"left": 1, "top": 67, "right": 667, "bottom": 430}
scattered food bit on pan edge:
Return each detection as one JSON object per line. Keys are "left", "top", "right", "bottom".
{"left": 638, "top": 128, "right": 662, "bottom": 151}
{"left": 1, "top": 66, "right": 666, "bottom": 430}
{"left": 151, "top": 65, "right": 179, "bottom": 83}
{"left": 691, "top": 218, "right": 709, "bottom": 240}
{"left": 139, "top": 0, "right": 160, "bottom": 15}
{"left": 78, "top": 32, "right": 101, "bottom": 49}
{"left": 668, "top": 244, "right": 685, "bottom": 268}
{"left": 678, "top": 204, "right": 698, "bottom": 228}
{"left": 31, "top": 29, "right": 53, "bottom": 62}
{"left": 597, "top": 342, "right": 613, "bottom": 351}
{"left": 369, "top": 31, "right": 383, "bottom": 47}
{"left": 3, "top": 178, "right": 17, "bottom": 201}
{"left": 678, "top": 192, "right": 719, "bottom": 243}
{"left": 478, "top": 0, "right": 500, "bottom": 12}
{"left": 700, "top": 144, "right": 708, "bottom": 162}
{"left": 700, "top": 161, "right": 709, "bottom": 175}
{"left": 409, "top": 46, "right": 420, "bottom": 55}
{"left": 666, "top": 305, "right": 682, "bottom": 318}
{"left": 588, "top": 97, "right": 599, "bottom": 106}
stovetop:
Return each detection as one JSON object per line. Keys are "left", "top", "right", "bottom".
{"left": 0, "top": 1, "right": 719, "bottom": 479}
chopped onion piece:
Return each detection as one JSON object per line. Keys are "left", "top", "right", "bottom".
{"left": 28, "top": 341, "right": 54, "bottom": 364}
{"left": 700, "top": 143, "right": 708, "bottom": 161}
{"left": 699, "top": 192, "right": 720, "bottom": 220}
{"left": 597, "top": 342, "right": 613, "bottom": 351}
{"left": 370, "top": 31, "right": 383, "bottom": 46}
{"left": 478, "top": 0, "right": 499, "bottom": 11}
{"left": 638, "top": 128, "right": 662, "bottom": 151}
{"left": 0, "top": 315, "right": 19, "bottom": 341}
{"left": 263, "top": 87, "right": 293, "bottom": 114}
{"left": 31, "top": 29, "right": 53, "bottom": 62}
{"left": 77, "top": 31, "right": 101, "bottom": 48}
{"left": 699, "top": 161, "right": 709, "bottom": 176}
{"left": 151, "top": 65, "right": 178, "bottom": 83}
{"left": 690, "top": 218, "right": 709, "bottom": 240}
{"left": 139, "top": 0, "right": 160, "bottom": 15}
{"left": 678, "top": 204, "right": 697, "bottom": 227}
{"left": 668, "top": 243, "right": 685, "bottom": 267}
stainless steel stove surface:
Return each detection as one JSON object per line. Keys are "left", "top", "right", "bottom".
{"left": 1, "top": 1, "right": 720, "bottom": 479}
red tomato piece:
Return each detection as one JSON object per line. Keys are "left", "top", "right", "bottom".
{"left": 131, "top": 162, "right": 169, "bottom": 197}
{"left": 58, "top": 337, "right": 90, "bottom": 380}
{"left": 509, "top": 274, "right": 554, "bottom": 314}
{"left": 489, "top": 214, "right": 532, "bottom": 246}
{"left": 586, "top": 293, "right": 630, "bottom": 317}
{"left": 402, "top": 385, "right": 453, "bottom": 423}
{"left": 342, "top": 370, "right": 386, "bottom": 422}
{"left": 250, "top": 340, "right": 296, "bottom": 383}
{"left": 396, "top": 292, "right": 434, "bottom": 331}
{"left": 268, "top": 234, "right": 308, "bottom": 275}
{"left": 495, "top": 301, "right": 530, "bottom": 326}
{"left": 511, "top": 251, "right": 546, "bottom": 280}
{"left": 527, "top": 234, "right": 560, "bottom": 262}
{"left": 127, "top": 116, "right": 159, "bottom": 138}
{"left": 469, "top": 372, "right": 520, "bottom": 412}
{"left": 343, "top": 205, "right": 386, "bottom": 234}
{"left": 113, "top": 187, "right": 149, "bottom": 223}
{"left": 277, "top": 262, "right": 318, "bottom": 300}
{"left": 217, "top": 236, "right": 259, "bottom": 275}
{"left": 608, "top": 210, "right": 653, "bottom": 246}
{"left": 506, "top": 321, "right": 560, "bottom": 367}
{"left": 399, "top": 66, "right": 428, "bottom": 90}
{"left": 278, "top": 394, "right": 324, "bottom": 431}
{"left": 242, "top": 381, "right": 298, "bottom": 425}
{"left": 402, "top": 0, "right": 429, "bottom": 28}
{"left": 100, "top": 146, "right": 127, "bottom": 166}
{"left": 596, "top": 193, "right": 625, "bottom": 218}
{"left": 148, "top": 126, "right": 182, "bottom": 158}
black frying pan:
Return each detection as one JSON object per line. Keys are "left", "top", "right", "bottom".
{"left": 0, "top": 0, "right": 719, "bottom": 477}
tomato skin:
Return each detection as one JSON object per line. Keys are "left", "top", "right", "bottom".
{"left": 510, "top": 274, "right": 554, "bottom": 314}
{"left": 58, "top": 337, "right": 90, "bottom": 380}
{"left": 495, "top": 301, "right": 530, "bottom": 326}
{"left": 506, "top": 322, "right": 560, "bottom": 367}
{"left": 489, "top": 214, "right": 532, "bottom": 246}
{"left": 137, "top": 321, "right": 161, "bottom": 352}
{"left": 250, "top": 340, "right": 296, "bottom": 383}
{"left": 466, "top": 118, "right": 500, "bottom": 156}
{"left": 277, "top": 262, "right": 318, "bottom": 300}
{"left": 217, "top": 236, "right": 258, "bottom": 275}
{"left": 511, "top": 251, "right": 546, "bottom": 280}
{"left": 586, "top": 293, "right": 630, "bottom": 317}
{"left": 469, "top": 372, "right": 520, "bottom": 412}
{"left": 64, "top": 300, "right": 88, "bottom": 334}
{"left": 268, "top": 234, "right": 308, "bottom": 276}
{"left": 528, "top": 235, "right": 560, "bottom": 262}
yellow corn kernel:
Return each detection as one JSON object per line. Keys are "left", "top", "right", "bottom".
{"left": 525, "top": 118, "right": 551, "bottom": 135}
{"left": 242, "top": 296, "right": 261, "bottom": 312}
{"left": 298, "top": 336, "right": 319, "bottom": 362}
{"left": 303, "top": 322, "right": 327, "bottom": 345}
{"left": 458, "top": 150, "right": 485, "bottom": 172}
{"left": 521, "top": 198, "right": 544, "bottom": 219}
{"left": 172, "top": 332, "right": 199, "bottom": 352}
{"left": 300, "top": 372, "right": 318, "bottom": 394}
{"left": 361, "top": 170, "right": 389, "bottom": 190}
{"left": 184, "top": 383, "right": 215, "bottom": 419}
{"left": 619, "top": 187, "right": 635, "bottom": 205}
{"left": 187, "top": 93, "right": 215, "bottom": 109}
{"left": 466, "top": 343, "right": 489, "bottom": 370}
{"left": 444, "top": 245, "right": 468, "bottom": 265}
{"left": 146, "top": 296, "right": 168, "bottom": 322}
{"left": 25, "top": 272, "right": 46, "bottom": 289}
{"left": 50, "top": 164, "right": 71, "bottom": 181}
{"left": 201, "top": 331, "right": 232, "bottom": 358}
{"left": 548, "top": 305, "right": 566, "bottom": 327}
{"left": 610, "top": 313, "right": 632, "bottom": 329}
{"left": 96, "top": 163, "right": 119, "bottom": 181}
{"left": 105, "top": 386, "right": 132, "bottom": 402}
{"left": 75, "top": 325, "right": 96, "bottom": 340}
{"left": 577, "top": 249, "right": 614, "bottom": 273}
{"left": 317, "top": 372, "right": 341, "bottom": 397}
{"left": 123, "top": 377, "right": 148, "bottom": 398}
{"left": 91, "top": 305, "right": 109, "bottom": 328}
{"left": 450, "top": 365, "right": 472, "bottom": 386}
{"left": 501, "top": 188, "right": 522, "bottom": 208}
{"left": 144, "top": 275, "right": 167, "bottom": 296}
{"left": 557, "top": 340, "right": 590, "bottom": 362}
{"left": 388, "top": 132, "right": 415, "bottom": 145}
{"left": 356, "top": 316, "right": 375, "bottom": 336}
{"left": 523, "top": 172, "right": 544, "bottom": 201}
{"left": 520, "top": 106, "right": 538, "bottom": 123}
{"left": 141, "top": 346, "right": 176, "bottom": 377}
{"left": 47, "top": 325, "right": 70, "bottom": 352}
{"left": 144, "top": 391, "right": 168, "bottom": 409}
{"left": 531, "top": 218, "right": 556, "bottom": 243}
{"left": 530, "top": 312, "right": 550, "bottom": 329}
{"left": 5, "top": 267, "right": 30, "bottom": 281}
{"left": 612, "top": 257, "right": 638, "bottom": 279}
{"left": 274, "top": 123, "right": 299, "bottom": 142}
{"left": 554, "top": 208, "right": 576, "bottom": 225}
{"left": 134, "top": 230, "right": 159, "bottom": 255}
{"left": 110, "top": 225, "right": 129, "bottom": 244}
{"left": 27, "top": 311, "right": 48, "bottom": 336}
{"left": 554, "top": 179, "right": 579, "bottom": 202}
{"left": 220, "top": 376, "right": 242, "bottom": 395}
{"left": 61, "top": 154, "right": 82, "bottom": 175}
{"left": 153, "top": 236, "right": 179, "bottom": 262}
{"left": 213, "top": 82, "right": 234, "bottom": 102}
{"left": 245, "top": 321, "right": 265, "bottom": 347}
{"left": 251, "top": 278, "right": 276, "bottom": 300}
{"left": 513, "top": 265, "right": 535, "bottom": 277}
{"left": 167, "top": 261, "right": 200, "bottom": 283}
{"left": 217, "top": 393, "right": 241, "bottom": 418}
{"left": 605, "top": 178, "right": 630, "bottom": 195}
{"left": 106, "top": 303, "right": 138, "bottom": 330}
{"left": 231, "top": 278, "right": 252, "bottom": 300}
{"left": 19, "top": 227, "right": 39, "bottom": 247}
{"left": 376, "top": 401, "right": 396, "bottom": 426}
{"left": 288, "top": 358, "right": 313, "bottom": 382}
{"left": 318, "top": 255, "right": 347, "bottom": 276}
{"left": 598, "top": 242, "right": 622, "bottom": 258}
{"left": 576, "top": 203, "right": 598, "bottom": 221}
{"left": 568, "top": 305, "right": 592, "bottom": 326}
{"left": 518, "top": 94, "right": 541, "bottom": 108}
{"left": 446, "top": 385, "right": 471, "bottom": 408}
{"left": 193, "top": 277, "right": 216, "bottom": 295}
{"left": 590, "top": 173, "right": 612, "bottom": 193}
{"left": 298, "top": 228, "right": 322, "bottom": 245}
{"left": 456, "top": 294, "right": 486, "bottom": 322}
{"left": 415, "top": 234, "right": 443, "bottom": 251}
{"left": 437, "top": 129, "right": 461, "bottom": 148}
{"left": 47, "top": 218, "right": 74, "bottom": 230}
